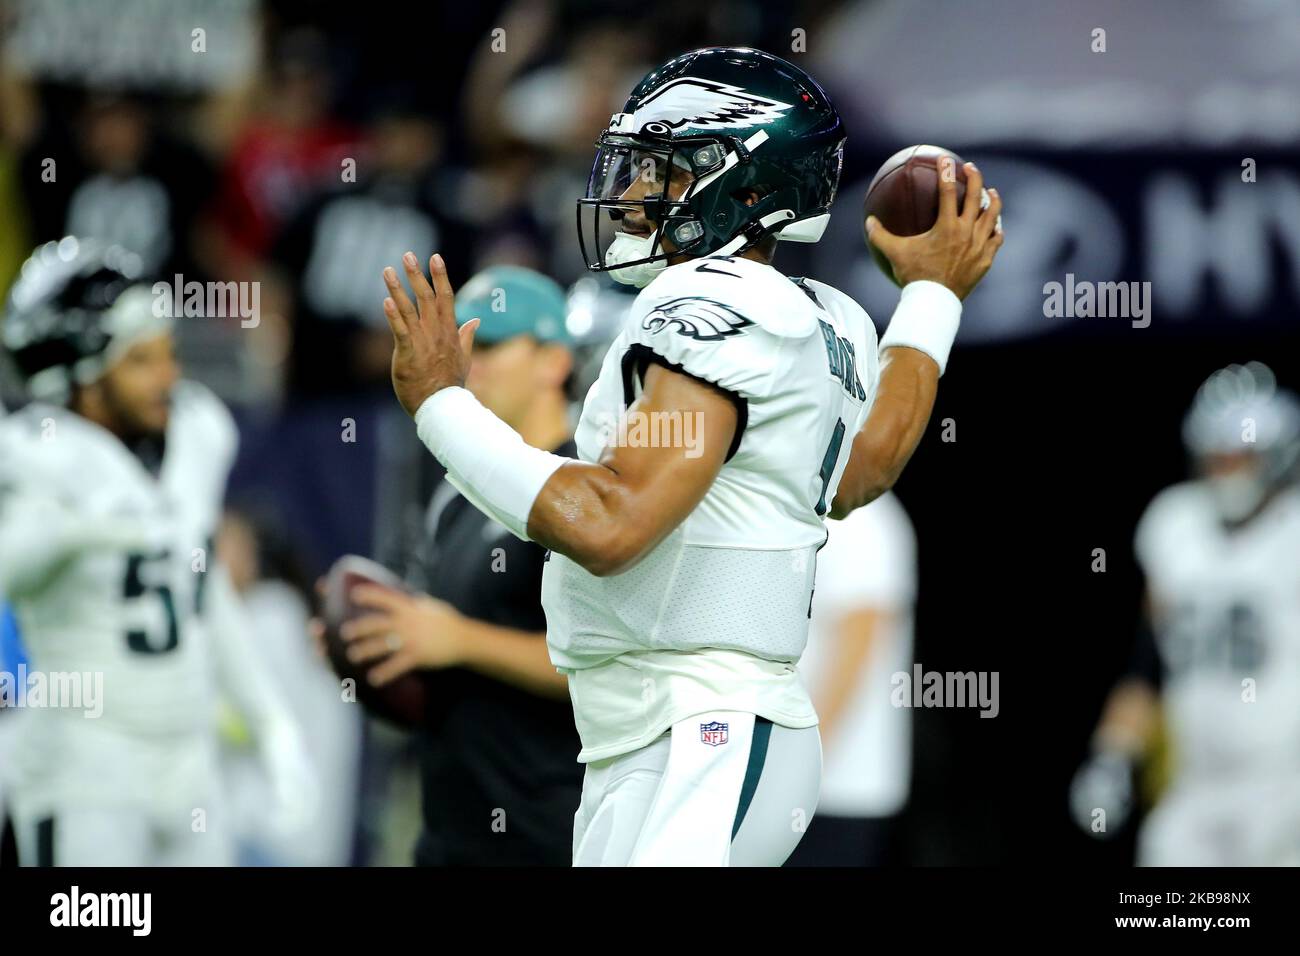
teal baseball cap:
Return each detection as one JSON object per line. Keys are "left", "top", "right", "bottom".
{"left": 454, "top": 266, "right": 572, "bottom": 346}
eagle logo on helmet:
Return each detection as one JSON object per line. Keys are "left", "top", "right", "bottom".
{"left": 641, "top": 296, "right": 753, "bottom": 341}
{"left": 631, "top": 78, "right": 795, "bottom": 131}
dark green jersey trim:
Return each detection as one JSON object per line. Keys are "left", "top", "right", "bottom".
{"left": 731, "top": 716, "right": 774, "bottom": 840}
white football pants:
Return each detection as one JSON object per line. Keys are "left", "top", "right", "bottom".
{"left": 8, "top": 725, "right": 233, "bottom": 866}
{"left": 572, "top": 711, "right": 821, "bottom": 866}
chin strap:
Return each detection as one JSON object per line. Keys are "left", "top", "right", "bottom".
{"left": 713, "top": 208, "right": 798, "bottom": 258}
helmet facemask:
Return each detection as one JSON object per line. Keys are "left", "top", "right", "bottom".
{"left": 577, "top": 130, "right": 732, "bottom": 286}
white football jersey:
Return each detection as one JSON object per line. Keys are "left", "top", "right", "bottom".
{"left": 1135, "top": 482, "right": 1300, "bottom": 780}
{"left": 0, "top": 381, "right": 237, "bottom": 753}
{"left": 542, "top": 255, "right": 878, "bottom": 760}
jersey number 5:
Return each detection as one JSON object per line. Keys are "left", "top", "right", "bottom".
{"left": 123, "top": 551, "right": 180, "bottom": 655}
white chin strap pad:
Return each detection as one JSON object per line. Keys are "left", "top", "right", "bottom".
{"left": 778, "top": 213, "right": 830, "bottom": 243}
{"left": 714, "top": 209, "right": 798, "bottom": 257}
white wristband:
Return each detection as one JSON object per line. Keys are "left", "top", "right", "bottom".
{"left": 879, "top": 280, "right": 963, "bottom": 376}
{"left": 413, "top": 387, "right": 570, "bottom": 541}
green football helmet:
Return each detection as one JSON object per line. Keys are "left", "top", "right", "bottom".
{"left": 577, "top": 47, "right": 846, "bottom": 287}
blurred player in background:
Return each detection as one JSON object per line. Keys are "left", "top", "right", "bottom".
{"left": 1071, "top": 362, "right": 1300, "bottom": 865}
{"left": 324, "top": 267, "right": 584, "bottom": 865}
{"left": 380, "top": 47, "right": 1001, "bottom": 865}
{"left": 788, "top": 493, "right": 916, "bottom": 866}
{"left": 217, "top": 507, "right": 363, "bottom": 866}
{"left": 0, "top": 237, "right": 315, "bottom": 865}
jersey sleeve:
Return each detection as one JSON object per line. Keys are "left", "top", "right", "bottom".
{"left": 621, "top": 258, "right": 818, "bottom": 402}
{"left": 0, "top": 414, "right": 152, "bottom": 597}
{"left": 172, "top": 380, "right": 240, "bottom": 482}
{"left": 1133, "top": 483, "right": 1195, "bottom": 577}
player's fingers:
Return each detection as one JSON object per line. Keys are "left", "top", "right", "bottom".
{"left": 977, "top": 187, "right": 1003, "bottom": 240}
{"left": 402, "top": 251, "right": 437, "bottom": 315}
{"left": 429, "top": 254, "right": 456, "bottom": 321}
{"left": 960, "top": 163, "right": 984, "bottom": 224}
{"left": 383, "top": 297, "right": 408, "bottom": 343}
{"left": 307, "top": 619, "right": 328, "bottom": 660}
{"left": 978, "top": 230, "right": 1005, "bottom": 271}
{"left": 865, "top": 215, "right": 902, "bottom": 258}
{"left": 383, "top": 266, "right": 417, "bottom": 326}
{"left": 367, "top": 651, "right": 418, "bottom": 686}
{"left": 935, "top": 156, "right": 959, "bottom": 224}
{"left": 340, "top": 612, "right": 394, "bottom": 642}
{"left": 459, "top": 316, "right": 479, "bottom": 361}
{"left": 350, "top": 584, "right": 408, "bottom": 612}
{"left": 347, "top": 635, "right": 398, "bottom": 665}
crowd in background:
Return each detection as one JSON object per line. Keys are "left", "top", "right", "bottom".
{"left": 0, "top": 0, "right": 847, "bottom": 866}
{"left": 5, "top": 0, "right": 1299, "bottom": 868}
{"left": 0, "top": 0, "right": 846, "bottom": 563}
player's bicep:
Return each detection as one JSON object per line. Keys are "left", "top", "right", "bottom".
{"left": 528, "top": 362, "right": 737, "bottom": 575}
{"left": 598, "top": 360, "right": 737, "bottom": 520}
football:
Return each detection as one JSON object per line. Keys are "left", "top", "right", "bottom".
{"left": 863, "top": 144, "right": 969, "bottom": 285}
{"left": 322, "top": 554, "right": 427, "bottom": 729}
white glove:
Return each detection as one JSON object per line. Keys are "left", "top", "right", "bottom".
{"left": 258, "top": 720, "right": 320, "bottom": 841}
{"left": 1069, "top": 751, "right": 1134, "bottom": 838}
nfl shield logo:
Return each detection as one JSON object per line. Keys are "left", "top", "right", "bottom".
{"left": 700, "top": 721, "right": 729, "bottom": 746}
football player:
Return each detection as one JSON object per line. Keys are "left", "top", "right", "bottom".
{"left": 380, "top": 48, "right": 1001, "bottom": 865}
{"left": 0, "top": 237, "right": 315, "bottom": 866}
{"left": 1071, "top": 362, "right": 1300, "bottom": 864}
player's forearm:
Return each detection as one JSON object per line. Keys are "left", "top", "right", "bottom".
{"left": 526, "top": 462, "right": 665, "bottom": 578}
{"left": 829, "top": 347, "right": 938, "bottom": 518}
{"left": 0, "top": 505, "right": 76, "bottom": 595}
{"left": 1092, "top": 677, "right": 1159, "bottom": 757}
{"left": 419, "top": 398, "right": 663, "bottom": 577}
{"left": 418, "top": 363, "right": 734, "bottom": 578}
{"left": 0, "top": 493, "right": 150, "bottom": 596}
{"left": 457, "top": 620, "right": 570, "bottom": 699}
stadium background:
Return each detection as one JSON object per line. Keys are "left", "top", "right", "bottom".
{"left": 1, "top": 0, "right": 1297, "bottom": 865}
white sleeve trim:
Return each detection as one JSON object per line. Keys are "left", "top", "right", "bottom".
{"left": 414, "top": 387, "right": 571, "bottom": 541}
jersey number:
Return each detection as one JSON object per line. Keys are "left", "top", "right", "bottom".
{"left": 815, "top": 418, "right": 847, "bottom": 516}
{"left": 1164, "top": 600, "right": 1266, "bottom": 674}
{"left": 123, "top": 551, "right": 179, "bottom": 655}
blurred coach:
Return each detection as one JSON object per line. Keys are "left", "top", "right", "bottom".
{"left": 339, "top": 267, "right": 583, "bottom": 865}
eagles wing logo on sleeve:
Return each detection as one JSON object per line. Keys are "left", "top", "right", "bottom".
{"left": 632, "top": 78, "right": 794, "bottom": 131}
{"left": 641, "top": 297, "right": 754, "bottom": 341}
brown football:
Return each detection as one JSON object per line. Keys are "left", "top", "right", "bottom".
{"left": 322, "top": 555, "right": 427, "bottom": 729}
{"left": 863, "top": 144, "right": 969, "bottom": 285}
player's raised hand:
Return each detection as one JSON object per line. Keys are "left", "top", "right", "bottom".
{"left": 382, "top": 252, "right": 480, "bottom": 417}
{"left": 866, "top": 158, "right": 1003, "bottom": 301}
